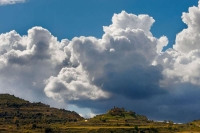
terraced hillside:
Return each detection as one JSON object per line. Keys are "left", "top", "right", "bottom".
{"left": 0, "top": 94, "right": 83, "bottom": 132}
{"left": 1, "top": 94, "right": 200, "bottom": 133}
{"left": 89, "top": 107, "right": 151, "bottom": 125}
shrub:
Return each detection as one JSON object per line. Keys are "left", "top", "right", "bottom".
{"left": 45, "top": 127, "right": 52, "bottom": 133}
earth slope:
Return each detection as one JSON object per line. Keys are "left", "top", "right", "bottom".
{"left": 0, "top": 94, "right": 83, "bottom": 126}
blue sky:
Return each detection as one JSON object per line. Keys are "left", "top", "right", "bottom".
{"left": 1, "top": 0, "right": 200, "bottom": 123}
{"left": 0, "top": 0, "right": 198, "bottom": 48}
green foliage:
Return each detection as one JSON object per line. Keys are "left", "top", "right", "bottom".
{"left": 134, "top": 125, "right": 138, "bottom": 131}
{"left": 89, "top": 106, "right": 149, "bottom": 127}
{"left": 45, "top": 127, "right": 52, "bottom": 133}
{"left": 31, "top": 124, "right": 37, "bottom": 129}
{"left": 0, "top": 93, "right": 84, "bottom": 128}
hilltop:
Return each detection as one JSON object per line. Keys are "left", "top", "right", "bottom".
{"left": 89, "top": 107, "right": 150, "bottom": 125}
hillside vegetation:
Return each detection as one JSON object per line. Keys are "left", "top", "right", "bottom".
{"left": 0, "top": 93, "right": 200, "bottom": 133}
{"left": 89, "top": 107, "right": 149, "bottom": 125}
{"left": 0, "top": 94, "right": 83, "bottom": 132}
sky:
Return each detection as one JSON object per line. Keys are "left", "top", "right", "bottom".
{"left": 0, "top": 0, "right": 200, "bottom": 123}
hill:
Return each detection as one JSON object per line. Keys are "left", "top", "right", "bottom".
{"left": 89, "top": 107, "right": 150, "bottom": 125}
{"left": 0, "top": 93, "right": 83, "bottom": 132}
{"left": 84, "top": 107, "right": 200, "bottom": 133}
{"left": 1, "top": 93, "right": 200, "bottom": 133}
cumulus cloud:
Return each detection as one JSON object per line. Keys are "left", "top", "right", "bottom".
{"left": 173, "top": 2, "right": 200, "bottom": 53}
{"left": 156, "top": 1, "right": 200, "bottom": 87}
{"left": 2, "top": 1, "right": 200, "bottom": 123}
{"left": 44, "top": 11, "right": 167, "bottom": 103}
{"left": 152, "top": 0, "right": 200, "bottom": 122}
{"left": 0, "top": 10, "right": 169, "bottom": 119}
{"left": 43, "top": 3, "right": 200, "bottom": 122}
{"left": 103, "top": 10, "right": 155, "bottom": 36}
{"left": 0, "top": 26, "right": 68, "bottom": 105}
{"left": 0, "top": 0, "right": 26, "bottom": 5}
{"left": 44, "top": 67, "right": 109, "bottom": 101}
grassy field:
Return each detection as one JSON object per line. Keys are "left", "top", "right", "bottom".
{"left": 0, "top": 121, "right": 200, "bottom": 133}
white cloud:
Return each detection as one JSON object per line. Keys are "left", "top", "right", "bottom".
{"left": 149, "top": 1, "right": 200, "bottom": 122}
{"left": 0, "top": 26, "right": 68, "bottom": 104}
{"left": 0, "top": 0, "right": 26, "bottom": 5}
{"left": 44, "top": 11, "right": 167, "bottom": 103}
{"left": 44, "top": 67, "right": 109, "bottom": 101}
{"left": 173, "top": 1, "right": 200, "bottom": 53}
{"left": 103, "top": 10, "right": 155, "bottom": 36}
{"left": 0, "top": 11, "right": 167, "bottom": 111}
{"left": 156, "top": 1, "right": 200, "bottom": 87}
